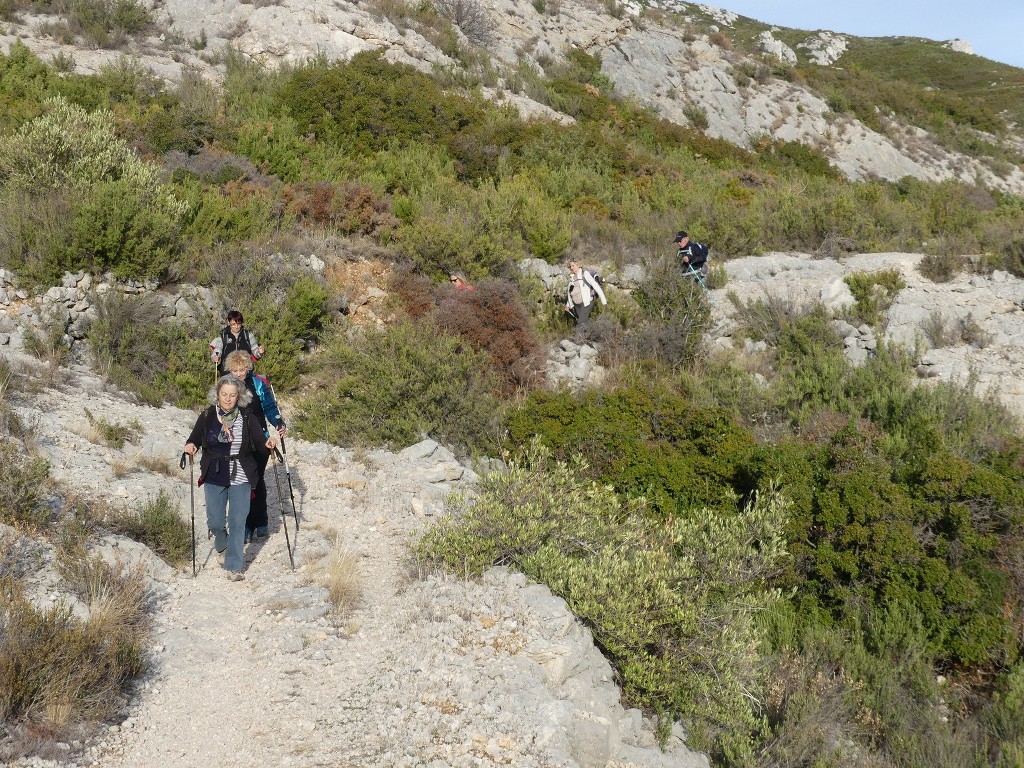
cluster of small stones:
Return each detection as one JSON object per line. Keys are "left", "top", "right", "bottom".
{"left": 547, "top": 339, "right": 607, "bottom": 388}
{"left": 832, "top": 319, "right": 879, "bottom": 366}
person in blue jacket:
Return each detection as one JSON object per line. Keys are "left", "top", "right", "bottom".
{"left": 224, "top": 351, "right": 286, "bottom": 542}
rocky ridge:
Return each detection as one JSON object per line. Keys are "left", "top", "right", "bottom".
{"left": 522, "top": 252, "right": 1024, "bottom": 420}
{"left": 1, "top": 1, "right": 1020, "bottom": 193}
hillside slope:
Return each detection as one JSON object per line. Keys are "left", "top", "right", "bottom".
{"left": 0, "top": 0, "right": 1022, "bottom": 192}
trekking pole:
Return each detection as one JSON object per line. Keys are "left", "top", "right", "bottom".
{"left": 687, "top": 262, "right": 709, "bottom": 291}
{"left": 179, "top": 452, "right": 197, "bottom": 577}
{"left": 268, "top": 383, "right": 299, "bottom": 525}
{"left": 271, "top": 447, "right": 295, "bottom": 570}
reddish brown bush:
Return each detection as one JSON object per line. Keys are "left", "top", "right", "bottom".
{"left": 281, "top": 181, "right": 397, "bottom": 235}
{"left": 390, "top": 265, "right": 436, "bottom": 320}
{"left": 433, "top": 279, "right": 542, "bottom": 393}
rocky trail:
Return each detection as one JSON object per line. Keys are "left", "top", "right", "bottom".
{"left": 6, "top": 355, "right": 705, "bottom": 768}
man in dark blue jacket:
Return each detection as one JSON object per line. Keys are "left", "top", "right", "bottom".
{"left": 674, "top": 230, "right": 710, "bottom": 283}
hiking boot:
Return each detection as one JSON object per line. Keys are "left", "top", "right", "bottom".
{"left": 255, "top": 526, "right": 268, "bottom": 538}
{"left": 226, "top": 571, "right": 244, "bottom": 582}
{"left": 244, "top": 529, "right": 253, "bottom": 544}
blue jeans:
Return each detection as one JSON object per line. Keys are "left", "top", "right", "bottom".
{"left": 204, "top": 483, "right": 251, "bottom": 572}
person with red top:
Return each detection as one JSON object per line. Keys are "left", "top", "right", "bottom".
{"left": 449, "top": 273, "right": 475, "bottom": 291}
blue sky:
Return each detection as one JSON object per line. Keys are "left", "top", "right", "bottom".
{"left": 716, "top": 1, "right": 1024, "bottom": 68}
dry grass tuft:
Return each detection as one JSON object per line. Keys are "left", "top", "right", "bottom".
{"left": 309, "top": 534, "right": 361, "bottom": 615}
{"left": 0, "top": 558, "right": 150, "bottom": 736}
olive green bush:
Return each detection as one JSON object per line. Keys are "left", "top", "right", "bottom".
{"left": 625, "top": 259, "right": 712, "bottom": 370}
{"left": 843, "top": 269, "right": 906, "bottom": 328}
{"left": 0, "top": 442, "right": 52, "bottom": 529}
{"left": 294, "top": 321, "right": 502, "bottom": 455}
{"left": 105, "top": 491, "right": 192, "bottom": 568}
{"left": 417, "top": 441, "right": 790, "bottom": 758}
{"left": 507, "top": 384, "right": 755, "bottom": 516}
{"left": 0, "top": 96, "right": 187, "bottom": 285}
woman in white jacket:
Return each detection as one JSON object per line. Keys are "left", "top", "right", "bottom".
{"left": 565, "top": 261, "right": 607, "bottom": 339}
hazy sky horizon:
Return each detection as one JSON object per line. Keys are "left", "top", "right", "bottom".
{"left": 715, "top": 1, "right": 1024, "bottom": 69}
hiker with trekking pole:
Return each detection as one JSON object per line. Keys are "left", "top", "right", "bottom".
{"left": 182, "top": 375, "right": 277, "bottom": 581}
{"left": 224, "top": 350, "right": 286, "bottom": 544}
{"left": 673, "top": 230, "right": 710, "bottom": 289}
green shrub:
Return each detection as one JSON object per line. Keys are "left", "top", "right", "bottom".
{"left": 417, "top": 441, "right": 790, "bottom": 757}
{"left": 0, "top": 443, "right": 52, "bottom": 529}
{"left": 626, "top": 259, "right": 711, "bottom": 370}
{"left": 918, "top": 251, "right": 964, "bottom": 282}
{"left": 105, "top": 491, "right": 192, "bottom": 567}
{"left": 278, "top": 51, "right": 485, "bottom": 156}
{"left": 87, "top": 290, "right": 215, "bottom": 407}
{"left": 0, "top": 96, "right": 187, "bottom": 285}
{"left": 390, "top": 179, "right": 523, "bottom": 277}
{"left": 507, "top": 384, "right": 755, "bottom": 515}
{"left": 176, "top": 178, "right": 277, "bottom": 247}
{"left": 294, "top": 320, "right": 502, "bottom": 455}
{"left": 843, "top": 268, "right": 906, "bottom": 328}
{"left": 58, "top": 0, "right": 152, "bottom": 48}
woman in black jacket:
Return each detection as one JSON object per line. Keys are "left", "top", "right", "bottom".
{"left": 183, "top": 375, "right": 276, "bottom": 581}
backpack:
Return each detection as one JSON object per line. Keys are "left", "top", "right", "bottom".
{"left": 693, "top": 242, "right": 709, "bottom": 260}
{"left": 588, "top": 270, "right": 604, "bottom": 287}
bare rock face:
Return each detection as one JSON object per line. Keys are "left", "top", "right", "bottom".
{"left": 711, "top": 252, "right": 1024, "bottom": 419}
{"left": 756, "top": 30, "right": 796, "bottom": 64}
{"left": 943, "top": 38, "right": 974, "bottom": 55}
{"left": 797, "top": 31, "right": 848, "bottom": 65}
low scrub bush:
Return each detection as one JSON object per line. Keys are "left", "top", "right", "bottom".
{"left": 104, "top": 491, "right": 192, "bottom": 568}
{"left": 280, "top": 181, "right": 398, "bottom": 237}
{"left": 293, "top": 320, "right": 502, "bottom": 455}
{"left": 279, "top": 51, "right": 485, "bottom": 156}
{"left": 843, "top": 268, "right": 905, "bottom": 328}
{"left": 417, "top": 441, "right": 790, "bottom": 759}
{"left": 918, "top": 251, "right": 964, "bottom": 282}
{"left": 0, "top": 560, "right": 149, "bottom": 731}
{"left": 507, "top": 384, "right": 756, "bottom": 516}
{"left": 922, "top": 309, "right": 955, "bottom": 347}
{"left": 55, "top": 0, "right": 151, "bottom": 48}
{"left": 83, "top": 408, "right": 142, "bottom": 449}
{"left": 87, "top": 290, "right": 215, "bottom": 407}
{"left": 432, "top": 278, "right": 542, "bottom": 393}
{"left": 624, "top": 259, "right": 711, "bottom": 370}
{"left": 727, "top": 292, "right": 813, "bottom": 346}
{"left": 0, "top": 96, "right": 187, "bottom": 285}
{"left": 0, "top": 443, "right": 52, "bottom": 529}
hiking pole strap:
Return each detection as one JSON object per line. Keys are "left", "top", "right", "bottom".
{"left": 180, "top": 452, "right": 188, "bottom": 470}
